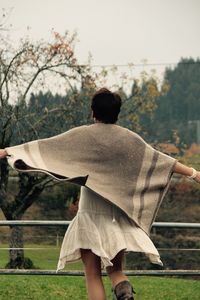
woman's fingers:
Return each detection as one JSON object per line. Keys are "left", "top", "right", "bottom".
{"left": 194, "top": 172, "right": 200, "bottom": 183}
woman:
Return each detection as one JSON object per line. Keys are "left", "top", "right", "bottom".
{"left": 0, "top": 88, "right": 200, "bottom": 300}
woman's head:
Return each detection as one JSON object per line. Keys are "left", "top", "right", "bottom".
{"left": 91, "top": 88, "right": 122, "bottom": 124}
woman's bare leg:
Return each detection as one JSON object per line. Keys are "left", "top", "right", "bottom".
{"left": 107, "top": 251, "right": 135, "bottom": 299}
{"left": 81, "top": 249, "right": 106, "bottom": 300}
{"left": 106, "top": 250, "right": 128, "bottom": 288}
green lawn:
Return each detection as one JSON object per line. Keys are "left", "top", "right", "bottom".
{"left": 0, "top": 244, "right": 82, "bottom": 270}
{"left": 0, "top": 245, "right": 200, "bottom": 299}
{"left": 0, "top": 275, "right": 199, "bottom": 300}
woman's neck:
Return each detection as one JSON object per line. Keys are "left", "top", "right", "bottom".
{"left": 94, "top": 118, "right": 103, "bottom": 123}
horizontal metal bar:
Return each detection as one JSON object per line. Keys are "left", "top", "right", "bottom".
{"left": 0, "top": 221, "right": 199, "bottom": 228}
{"left": 0, "top": 248, "right": 59, "bottom": 250}
{"left": 157, "top": 248, "right": 200, "bottom": 252}
{"left": 0, "top": 247, "right": 200, "bottom": 252}
{"left": 0, "top": 234, "right": 61, "bottom": 238}
{"left": 0, "top": 269, "right": 199, "bottom": 276}
{"left": 0, "top": 220, "right": 71, "bottom": 226}
{"left": 152, "top": 222, "right": 200, "bottom": 228}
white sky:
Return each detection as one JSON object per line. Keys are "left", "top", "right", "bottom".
{"left": 0, "top": 0, "right": 200, "bottom": 79}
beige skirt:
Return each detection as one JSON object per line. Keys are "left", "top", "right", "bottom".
{"left": 57, "top": 186, "right": 163, "bottom": 271}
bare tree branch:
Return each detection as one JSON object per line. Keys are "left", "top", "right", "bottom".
{"left": 0, "top": 49, "right": 26, "bottom": 91}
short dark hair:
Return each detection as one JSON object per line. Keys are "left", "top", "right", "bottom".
{"left": 91, "top": 88, "right": 122, "bottom": 124}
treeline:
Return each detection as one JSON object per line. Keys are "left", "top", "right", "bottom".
{"left": 27, "top": 57, "right": 200, "bottom": 146}
{"left": 143, "top": 57, "right": 200, "bottom": 145}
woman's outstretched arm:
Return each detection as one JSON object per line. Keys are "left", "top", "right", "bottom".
{"left": 173, "top": 161, "right": 200, "bottom": 183}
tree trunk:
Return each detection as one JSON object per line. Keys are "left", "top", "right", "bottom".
{"left": 8, "top": 225, "right": 25, "bottom": 269}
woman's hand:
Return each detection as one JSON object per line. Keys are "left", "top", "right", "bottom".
{"left": 0, "top": 149, "right": 8, "bottom": 159}
{"left": 194, "top": 171, "right": 200, "bottom": 184}
{"left": 173, "top": 162, "right": 200, "bottom": 184}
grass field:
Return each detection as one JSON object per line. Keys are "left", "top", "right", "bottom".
{"left": 0, "top": 244, "right": 76, "bottom": 270}
{"left": 0, "top": 275, "right": 199, "bottom": 300}
{"left": 0, "top": 245, "right": 200, "bottom": 299}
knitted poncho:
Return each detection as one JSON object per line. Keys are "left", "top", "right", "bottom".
{"left": 6, "top": 123, "right": 176, "bottom": 234}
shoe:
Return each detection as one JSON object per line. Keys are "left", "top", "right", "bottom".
{"left": 112, "top": 280, "right": 136, "bottom": 300}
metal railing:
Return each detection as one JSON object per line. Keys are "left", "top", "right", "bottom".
{"left": 0, "top": 221, "right": 199, "bottom": 276}
{"left": 0, "top": 220, "right": 199, "bottom": 228}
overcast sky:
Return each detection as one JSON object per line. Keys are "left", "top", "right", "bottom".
{"left": 1, "top": 0, "right": 200, "bottom": 78}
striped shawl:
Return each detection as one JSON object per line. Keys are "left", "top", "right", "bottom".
{"left": 6, "top": 123, "right": 176, "bottom": 234}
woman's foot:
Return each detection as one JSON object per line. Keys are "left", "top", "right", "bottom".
{"left": 112, "top": 280, "right": 136, "bottom": 300}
